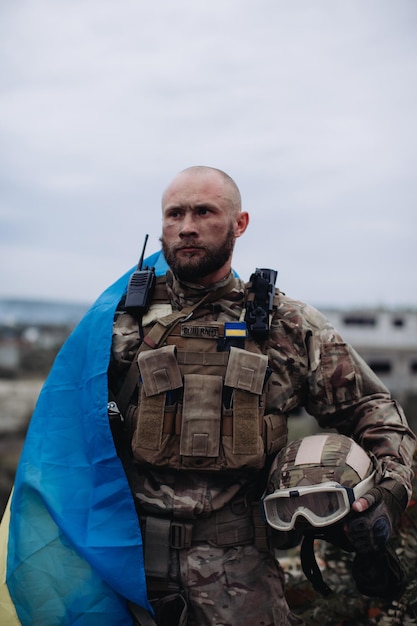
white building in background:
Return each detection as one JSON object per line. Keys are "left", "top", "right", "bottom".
{"left": 322, "top": 308, "right": 417, "bottom": 432}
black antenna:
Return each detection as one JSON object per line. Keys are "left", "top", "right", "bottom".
{"left": 137, "top": 234, "right": 149, "bottom": 270}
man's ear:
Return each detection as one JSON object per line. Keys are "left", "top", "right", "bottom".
{"left": 234, "top": 211, "right": 249, "bottom": 238}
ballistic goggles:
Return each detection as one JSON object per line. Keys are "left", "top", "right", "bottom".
{"left": 263, "top": 470, "right": 376, "bottom": 531}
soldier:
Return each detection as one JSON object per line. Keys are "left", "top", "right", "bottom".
{"left": 108, "top": 166, "right": 416, "bottom": 626}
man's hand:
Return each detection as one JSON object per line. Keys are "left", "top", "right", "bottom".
{"left": 347, "top": 497, "right": 392, "bottom": 552}
{"left": 348, "top": 484, "right": 407, "bottom": 600}
{"left": 346, "top": 481, "right": 408, "bottom": 552}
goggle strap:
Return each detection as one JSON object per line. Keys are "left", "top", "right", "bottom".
{"left": 346, "top": 486, "right": 355, "bottom": 506}
{"left": 352, "top": 470, "right": 376, "bottom": 501}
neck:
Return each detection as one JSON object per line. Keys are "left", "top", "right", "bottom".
{"left": 173, "top": 270, "right": 233, "bottom": 292}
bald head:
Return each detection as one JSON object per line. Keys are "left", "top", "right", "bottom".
{"left": 160, "top": 165, "right": 249, "bottom": 285}
{"left": 161, "top": 166, "right": 242, "bottom": 216}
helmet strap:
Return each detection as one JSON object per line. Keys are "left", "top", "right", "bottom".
{"left": 300, "top": 534, "right": 333, "bottom": 597}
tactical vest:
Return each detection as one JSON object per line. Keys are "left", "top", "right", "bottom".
{"left": 117, "top": 274, "right": 287, "bottom": 472}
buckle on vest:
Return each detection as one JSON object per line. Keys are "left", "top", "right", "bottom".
{"left": 230, "top": 494, "right": 250, "bottom": 516}
{"left": 170, "top": 522, "right": 193, "bottom": 549}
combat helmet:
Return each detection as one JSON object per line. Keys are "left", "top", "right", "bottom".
{"left": 263, "top": 433, "right": 377, "bottom": 595}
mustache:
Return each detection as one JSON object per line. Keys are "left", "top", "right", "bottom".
{"left": 163, "top": 238, "right": 206, "bottom": 252}
{"left": 159, "top": 236, "right": 204, "bottom": 250}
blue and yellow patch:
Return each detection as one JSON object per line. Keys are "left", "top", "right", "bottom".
{"left": 224, "top": 322, "right": 248, "bottom": 338}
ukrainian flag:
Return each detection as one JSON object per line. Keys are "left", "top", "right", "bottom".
{"left": 0, "top": 251, "right": 168, "bottom": 625}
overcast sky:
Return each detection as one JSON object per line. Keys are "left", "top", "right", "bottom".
{"left": 1, "top": 0, "right": 416, "bottom": 310}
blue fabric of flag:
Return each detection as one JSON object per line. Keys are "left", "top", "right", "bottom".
{"left": 5, "top": 251, "right": 168, "bottom": 625}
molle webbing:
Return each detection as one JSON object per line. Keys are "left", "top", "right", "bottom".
{"left": 134, "top": 344, "right": 182, "bottom": 450}
{"left": 176, "top": 351, "right": 229, "bottom": 367}
{"left": 233, "top": 390, "right": 260, "bottom": 455}
{"left": 225, "top": 347, "right": 268, "bottom": 456}
{"left": 135, "top": 345, "right": 266, "bottom": 461}
{"left": 180, "top": 374, "right": 222, "bottom": 457}
{"left": 115, "top": 282, "right": 234, "bottom": 416}
{"left": 136, "top": 380, "right": 263, "bottom": 455}
{"left": 135, "top": 397, "right": 263, "bottom": 442}
{"left": 135, "top": 393, "right": 166, "bottom": 450}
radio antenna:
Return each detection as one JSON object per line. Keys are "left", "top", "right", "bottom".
{"left": 137, "top": 234, "right": 149, "bottom": 270}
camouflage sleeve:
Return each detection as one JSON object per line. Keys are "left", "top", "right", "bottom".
{"left": 303, "top": 306, "right": 416, "bottom": 499}
{"left": 269, "top": 296, "right": 416, "bottom": 500}
{"left": 108, "top": 309, "right": 141, "bottom": 394}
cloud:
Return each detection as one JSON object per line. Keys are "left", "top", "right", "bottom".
{"left": 0, "top": 0, "right": 416, "bottom": 307}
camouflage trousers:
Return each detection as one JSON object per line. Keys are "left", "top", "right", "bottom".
{"left": 147, "top": 544, "right": 304, "bottom": 626}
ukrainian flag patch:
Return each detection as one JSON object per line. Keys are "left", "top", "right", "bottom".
{"left": 224, "top": 322, "right": 247, "bottom": 337}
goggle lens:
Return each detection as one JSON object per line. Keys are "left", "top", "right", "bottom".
{"left": 277, "top": 490, "right": 344, "bottom": 523}
{"left": 263, "top": 483, "right": 354, "bottom": 530}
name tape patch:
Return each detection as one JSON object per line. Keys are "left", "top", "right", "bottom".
{"left": 181, "top": 325, "right": 220, "bottom": 339}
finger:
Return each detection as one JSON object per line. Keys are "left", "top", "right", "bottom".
{"left": 352, "top": 497, "right": 370, "bottom": 513}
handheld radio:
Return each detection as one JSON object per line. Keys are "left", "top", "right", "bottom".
{"left": 124, "top": 234, "right": 156, "bottom": 317}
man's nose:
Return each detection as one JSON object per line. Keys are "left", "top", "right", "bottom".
{"left": 179, "top": 213, "right": 198, "bottom": 237}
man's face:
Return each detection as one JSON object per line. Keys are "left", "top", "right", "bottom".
{"left": 161, "top": 171, "right": 243, "bottom": 285}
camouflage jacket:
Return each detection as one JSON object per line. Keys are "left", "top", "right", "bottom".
{"left": 109, "top": 270, "right": 416, "bottom": 519}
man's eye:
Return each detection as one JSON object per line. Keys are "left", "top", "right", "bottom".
{"left": 198, "top": 207, "right": 209, "bottom": 215}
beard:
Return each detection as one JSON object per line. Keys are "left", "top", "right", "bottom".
{"left": 161, "top": 223, "right": 235, "bottom": 283}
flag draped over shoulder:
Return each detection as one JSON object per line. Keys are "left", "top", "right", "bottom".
{"left": 0, "top": 251, "right": 168, "bottom": 626}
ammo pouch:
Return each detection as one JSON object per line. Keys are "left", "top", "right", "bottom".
{"left": 132, "top": 343, "right": 282, "bottom": 471}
